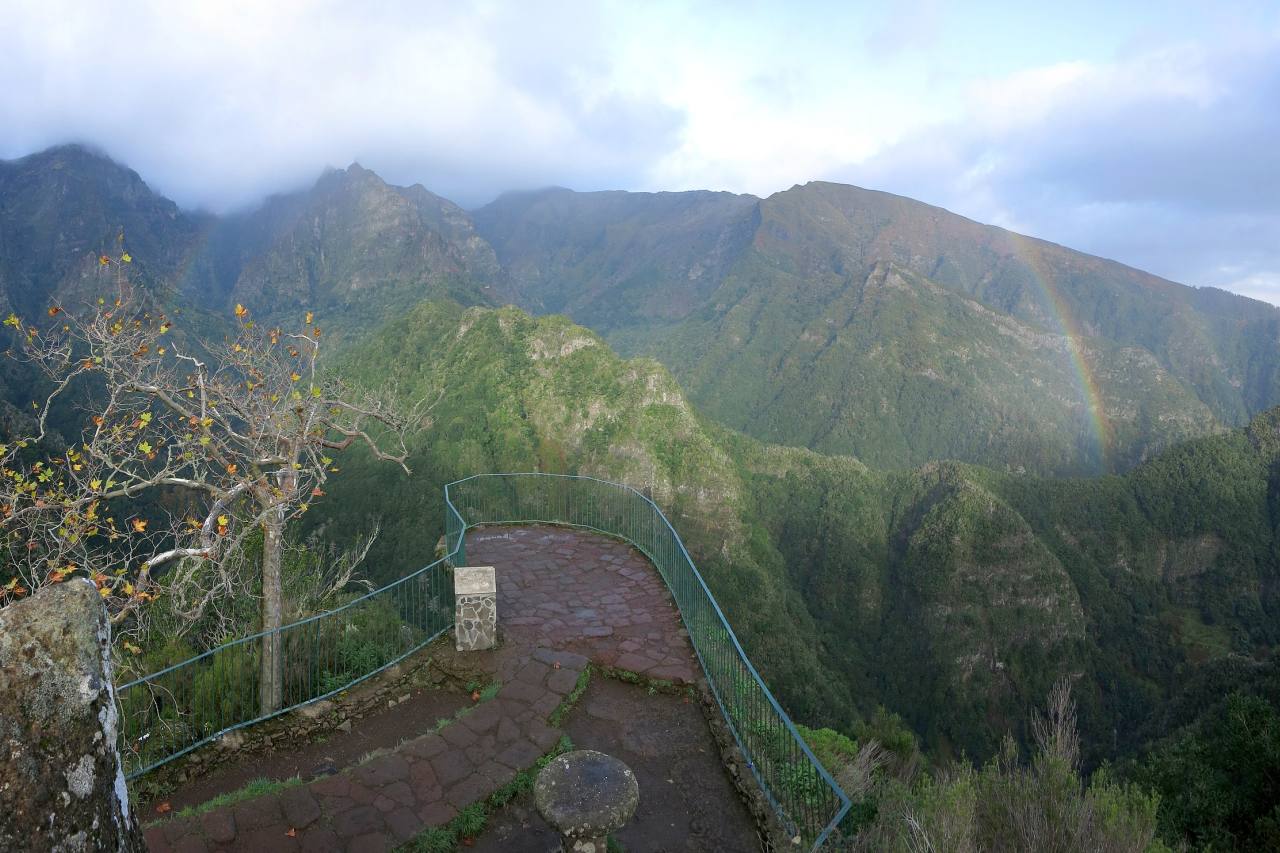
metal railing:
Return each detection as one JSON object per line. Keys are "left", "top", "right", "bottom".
{"left": 115, "top": 472, "right": 850, "bottom": 849}
{"left": 115, "top": 515, "right": 465, "bottom": 778}
{"left": 446, "top": 473, "right": 851, "bottom": 849}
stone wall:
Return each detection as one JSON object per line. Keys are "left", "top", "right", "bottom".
{"left": 455, "top": 592, "right": 497, "bottom": 650}
{"left": 454, "top": 566, "right": 497, "bottom": 651}
{"left": 0, "top": 579, "right": 144, "bottom": 852}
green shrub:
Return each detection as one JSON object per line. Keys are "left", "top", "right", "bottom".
{"left": 403, "top": 827, "right": 456, "bottom": 853}
{"left": 454, "top": 803, "right": 486, "bottom": 838}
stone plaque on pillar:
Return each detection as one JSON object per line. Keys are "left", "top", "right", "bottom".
{"left": 454, "top": 565, "right": 498, "bottom": 651}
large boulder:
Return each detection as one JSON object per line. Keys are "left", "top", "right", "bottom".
{"left": 0, "top": 578, "right": 144, "bottom": 851}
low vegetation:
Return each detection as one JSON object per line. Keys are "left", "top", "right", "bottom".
{"left": 806, "top": 682, "right": 1167, "bottom": 851}
{"left": 398, "top": 735, "right": 575, "bottom": 853}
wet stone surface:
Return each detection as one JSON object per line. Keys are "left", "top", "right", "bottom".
{"left": 534, "top": 749, "right": 638, "bottom": 842}
{"left": 472, "top": 677, "right": 762, "bottom": 853}
{"left": 469, "top": 527, "right": 698, "bottom": 684}
{"left": 144, "top": 527, "right": 750, "bottom": 852}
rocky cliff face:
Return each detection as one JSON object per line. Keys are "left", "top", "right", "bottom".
{"left": 477, "top": 182, "right": 1280, "bottom": 475}
{"left": 0, "top": 579, "right": 143, "bottom": 852}
{"left": 0, "top": 145, "right": 207, "bottom": 316}
{"left": 222, "top": 164, "right": 501, "bottom": 319}
{"left": 6, "top": 146, "right": 1279, "bottom": 476}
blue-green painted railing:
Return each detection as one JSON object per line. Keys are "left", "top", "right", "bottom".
{"left": 446, "top": 474, "right": 850, "bottom": 849}
{"left": 116, "top": 473, "right": 850, "bottom": 849}
{"left": 115, "top": 510, "right": 466, "bottom": 779}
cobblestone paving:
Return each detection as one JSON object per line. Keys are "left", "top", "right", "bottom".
{"left": 469, "top": 525, "right": 698, "bottom": 684}
{"left": 143, "top": 527, "right": 704, "bottom": 851}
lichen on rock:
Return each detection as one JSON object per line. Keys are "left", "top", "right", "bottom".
{"left": 0, "top": 578, "right": 144, "bottom": 852}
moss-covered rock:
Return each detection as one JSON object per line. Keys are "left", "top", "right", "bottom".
{"left": 0, "top": 579, "right": 143, "bottom": 852}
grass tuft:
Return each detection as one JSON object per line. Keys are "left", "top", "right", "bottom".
{"left": 396, "top": 735, "right": 574, "bottom": 851}
{"left": 173, "top": 775, "right": 302, "bottom": 820}
{"left": 548, "top": 664, "right": 592, "bottom": 726}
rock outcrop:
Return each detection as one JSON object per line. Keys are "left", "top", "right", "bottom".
{"left": 0, "top": 579, "right": 143, "bottom": 852}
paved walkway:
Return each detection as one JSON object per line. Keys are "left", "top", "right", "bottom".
{"left": 143, "top": 526, "right": 705, "bottom": 852}
{"left": 472, "top": 526, "right": 698, "bottom": 684}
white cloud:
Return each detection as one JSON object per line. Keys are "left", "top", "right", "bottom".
{"left": 0, "top": 0, "right": 683, "bottom": 209}
{"left": 2, "top": 0, "right": 1278, "bottom": 305}
{"left": 837, "top": 30, "right": 1280, "bottom": 301}
{"left": 1217, "top": 272, "right": 1280, "bottom": 307}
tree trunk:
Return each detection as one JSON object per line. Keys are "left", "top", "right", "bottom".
{"left": 259, "top": 498, "right": 286, "bottom": 715}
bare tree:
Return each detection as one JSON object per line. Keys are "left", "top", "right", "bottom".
{"left": 0, "top": 252, "right": 415, "bottom": 713}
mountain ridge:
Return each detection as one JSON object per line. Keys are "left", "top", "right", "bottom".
{"left": 477, "top": 179, "right": 1280, "bottom": 473}
{"left": 5, "top": 144, "right": 1280, "bottom": 475}
{"left": 310, "top": 297, "right": 1279, "bottom": 768}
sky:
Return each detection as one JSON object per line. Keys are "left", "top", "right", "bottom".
{"left": 3, "top": 0, "right": 1279, "bottom": 304}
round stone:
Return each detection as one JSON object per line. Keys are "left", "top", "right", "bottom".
{"left": 534, "top": 750, "right": 639, "bottom": 839}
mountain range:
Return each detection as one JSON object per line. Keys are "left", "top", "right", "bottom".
{"left": 6, "top": 144, "right": 1279, "bottom": 475}
{"left": 307, "top": 300, "right": 1279, "bottom": 766}
{"left": 4, "top": 143, "right": 1280, "bottom": 846}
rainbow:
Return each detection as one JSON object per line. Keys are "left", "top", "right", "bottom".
{"left": 1007, "top": 233, "right": 1112, "bottom": 467}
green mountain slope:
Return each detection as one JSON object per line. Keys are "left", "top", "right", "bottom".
{"left": 7, "top": 146, "right": 1277, "bottom": 476}
{"left": 0, "top": 145, "right": 209, "bottom": 314}
{"left": 474, "top": 186, "right": 757, "bottom": 329}
{"left": 477, "top": 182, "right": 1280, "bottom": 474}
{"left": 314, "top": 300, "right": 1280, "bottom": 767}
{"left": 662, "top": 257, "right": 1221, "bottom": 472}
{"left": 210, "top": 164, "right": 500, "bottom": 326}
{"left": 0, "top": 147, "right": 499, "bottom": 339}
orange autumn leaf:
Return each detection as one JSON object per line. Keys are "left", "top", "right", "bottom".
{"left": 226, "top": 464, "right": 238, "bottom": 475}
{"left": 155, "top": 802, "right": 171, "bottom": 814}
{"left": 131, "top": 518, "right": 148, "bottom": 533}
{"left": 47, "top": 305, "right": 63, "bottom": 317}
{"left": 234, "top": 303, "right": 248, "bottom": 319}
{"left": 99, "top": 255, "right": 110, "bottom": 266}
{"left": 286, "top": 829, "right": 297, "bottom": 838}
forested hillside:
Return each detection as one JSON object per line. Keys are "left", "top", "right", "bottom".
{"left": 310, "top": 299, "right": 1280, "bottom": 774}
{"left": 7, "top": 146, "right": 1280, "bottom": 476}
{"left": 478, "top": 182, "right": 1280, "bottom": 474}
{"left": 3, "top": 144, "right": 1279, "bottom": 848}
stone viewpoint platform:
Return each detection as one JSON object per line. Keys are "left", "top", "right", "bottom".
{"left": 143, "top": 526, "right": 753, "bottom": 852}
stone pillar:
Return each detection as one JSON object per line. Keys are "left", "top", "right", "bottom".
{"left": 534, "top": 750, "right": 639, "bottom": 853}
{"left": 454, "top": 566, "right": 497, "bottom": 651}
{"left": 0, "top": 578, "right": 145, "bottom": 852}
